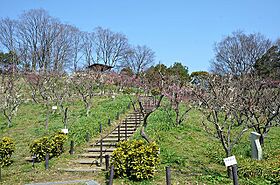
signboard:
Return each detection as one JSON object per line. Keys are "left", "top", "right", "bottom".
{"left": 52, "top": 106, "right": 58, "bottom": 110}
{"left": 223, "top": 156, "right": 237, "bottom": 167}
{"left": 61, "top": 128, "right": 68, "bottom": 134}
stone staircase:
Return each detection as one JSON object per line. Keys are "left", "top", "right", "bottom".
{"left": 61, "top": 111, "right": 143, "bottom": 172}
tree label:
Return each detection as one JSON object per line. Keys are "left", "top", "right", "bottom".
{"left": 223, "top": 156, "right": 237, "bottom": 167}
{"left": 52, "top": 106, "right": 58, "bottom": 110}
{"left": 61, "top": 128, "right": 68, "bottom": 134}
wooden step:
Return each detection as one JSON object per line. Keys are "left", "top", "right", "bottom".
{"left": 120, "top": 121, "right": 141, "bottom": 125}
{"left": 73, "top": 159, "right": 98, "bottom": 164}
{"left": 102, "top": 138, "right": 125, "bottom": 142}
{"left": 58, "top": 167, "right": 103, "bottom": 172}
{"left": 78, "top": 153, "right": 112, "bottom": 158}
{"left": 91, "top": 142, "right": 117, "bottom": 147}
{"left": 114, "top": 128, "right": 136, "bottom": 131}
{"left": 116, "top": 124, "right": 137, "bottom": 127}
{"left": 111, "top": 131, "right": 134, "bottom": 134}
{"left": 106, "top": 134, "right": 133, "bottom": 138}
{"left": 73, "top": 159, "right": 109, "bottom": 165}
{"left": 84, "top": 148, "right": 115, "bottom": 152}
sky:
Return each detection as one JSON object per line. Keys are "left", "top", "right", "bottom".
{"left": 0, "top": 0, "right": 279, "bottom": 72}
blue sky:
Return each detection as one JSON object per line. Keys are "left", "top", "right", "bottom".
{"left": 0, "top": 0, "right": 279, "bottom": 72}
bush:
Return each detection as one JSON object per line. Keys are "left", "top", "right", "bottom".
{"left": 0, "top": 137, "right": 15, "bottom": 167}
{"left": 239, "top": 157, "right": 280, "bottom": 184}
{"left": 30, "top": 132, "right": 67, "bottom": 162}
{"left": 111, "top": 139, "right": 160, "bottom": 181}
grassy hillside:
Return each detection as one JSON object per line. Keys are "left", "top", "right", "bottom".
{"left": 114, "top": 107, "right": 280, "bottom": 185}
{"left": 0, "top": 94, "right": 131, "bottom": 185}
{"left": 0, "top": 96, "right": 279, "bottom": 185}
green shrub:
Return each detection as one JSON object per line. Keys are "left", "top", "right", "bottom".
{"left": 0, "top": 137, "right": 15, "bottom": 167}
{"left": 111, "top": 139, "right": 160, "bottom": 181}
{"left": 30, "top": 132, "right": 67, "bottom": 162}
{"left": 239, "top": 157, "right": 280, "bottom": 184}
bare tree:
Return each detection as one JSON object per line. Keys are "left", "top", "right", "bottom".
{"left": 133, "top": 67, "right": 166, "bottom": 143}
{"left": 17, "top": 9, "right": 57, "bottom": 71}
{"left": 0, "top": 18, "right": 19, "bottom": 72}
{"left": 239, "top": 75, "right": 280, "bottom": 146}
{"left": 211, "top": 31, "right": 271, "bottom": 76}
{"left": 69, "top": 26, "right": 83, "bottom": 72}
{"left": 164, "top": 84, "right": 192, "bottom": 125}
{"left": 1, "top": 9, "right": 78, "bottom": 73}
{"left": 0, "top": 73, "right": 23, "bottom": 127}
{"left": 124, "top": 45, "right": 154, "bottom": 76}
{"left": 51, "top": 24, "right": 74, "bottom": 72}
{"left": 94, "top": 27, "right": 129, "bottom": 67}
{"left": 70, "top": 71, "right": 102, "bottom": 116}
{"left": 81, "top": 32, "right": 95, "bottom": 67}
{"left": 0, "top": 18, "right": 18, "bottom": 52}
{"left": 194, "top": 74, "right": 249, "bottom": 178}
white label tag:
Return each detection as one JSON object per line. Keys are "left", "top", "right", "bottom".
{"left": 61, "top": 128, "right": 68, "bottom": 134}
{"left": 224, "top": 156, "right": 237, "bottom": 167}
{"left": 52, "top": 106, "right": 58, "bottom": 110}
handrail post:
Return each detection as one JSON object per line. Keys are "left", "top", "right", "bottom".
{"left": 166, "top": 166, "right": 171, "bottom": 185}
{"left": 118, "top": 125, "right": 120, "bottom": 142}
{"left": 125, "top": 118, "right": 127, "bottom": 140}
{"left": 100, "top": 123, "right": 103, "bottom": 166}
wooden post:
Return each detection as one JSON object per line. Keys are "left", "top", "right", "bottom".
{"left": 127, "top": 103, "right": 130, "bottom": 109}
{"left": 108, "top": 165, "right": 114, "bottom": 185}
{"left": 99, "top": 122, "right": 102, "bottom": 133}
{"left": 137, "top": 113, "right": 140, "bottom": 126}
{"left": 45, "top": 153, "right": 49, "bottom": 170}
{"left": 125, "top": 118, "right": 127, "bottom": 140}
{"left": 105, "top": 155, "right": 110, "bottom": 171}
{"left": 100, "top": 122, "right": 103, "bottom": 166}
{"left": 100, "top": 138, "right": 103, "bottom": 166}
{"left": 63, "top": 107, "right": 68, "bottom": 128}
{"left": 108, "top": 118, "right": 111, "bottom": 126}
{"left": 118, "top": 125, "right": 120, "bottom": 142}
{"left": 166, "top": 166, "right": 171, "bottom": 185}
{"left": 32, "top": 155, "right": 36, "bottom": 168}
{"left": 135, "top": 113, "right": 139, "bottom": 130}
{"left": 69, "top": 140, "right": 74, "bottom": 155}
{"left": 86, "top": 132, "right": 90, "bottom": 142}
{"left": 232, "top": 164, "right": 239, "bottom": 185}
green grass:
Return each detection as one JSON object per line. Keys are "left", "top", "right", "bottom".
{"left": 114, "top": 107, "right": 280, "bottom": 185}
{"left": 0, "top": 94, "right": 130, "bottom": 185}
{"left": 0, "top": 96, "right": 279, "bottom": 185}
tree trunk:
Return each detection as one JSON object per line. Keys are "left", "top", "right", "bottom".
{"left": 259, "top": 134, "right": 264, "bottom": 147}
{"left": 226, "top": 150, "right": 233, "bottom": 179}
{"left": 140, "top": 126, "right": 150, "bottom": 143}
{"left": 175, "top": 107, "right": 179, "bottom": 125}
{"left": 7, "top": 116, "right": 12, "bottom": 128}
{"left": 31, "top": 93, "right": 38, "bottom": 104}
{"left": 227, "top": 166, "right": 233, "bottom": 179}
{"left": 86, "top": 105, "right": 90, "bottom": 117}
{"left": 46, "top": 108, "right": 49, "bottom": 130}
{"left": 3, "top": 111, "right": 12, "bottom": 128}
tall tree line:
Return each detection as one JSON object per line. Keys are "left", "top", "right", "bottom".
{"left": 0, "top": 9, "right": 154, "bottom": 73}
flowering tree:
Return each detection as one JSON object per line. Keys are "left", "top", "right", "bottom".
{"left": 164, "top": 84, "right": 192, "bottom": 125}
{"left": 194, "top": 74, "right": 250, "bottom": 178}
{"left": 163, "top": 63, "right": 192, "bottom": 125}
{"left": 239, "top": 75, "right": 280, "bottom": 146}
{"left": 194, "top": 75, "right": 249, "bottom": 158}
{"left": 25, "top": 72, "right": 71, "bottom": 129}
{"left": 70, "top": 71, "right": 102, "bottom": 116}
{"left": 131, "top": 66, "right": 166, "bottom": 143}
{"left": 0, "top": 73, "right": 23, "bottom": 127}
